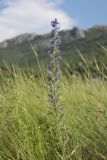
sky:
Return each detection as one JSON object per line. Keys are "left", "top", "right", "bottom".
{"left": 0, "top": 0, "right": 107, "bottom": 42}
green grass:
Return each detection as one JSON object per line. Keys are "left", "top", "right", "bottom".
{"left": 0, "top": 68, "right": 107, "bottom": 160}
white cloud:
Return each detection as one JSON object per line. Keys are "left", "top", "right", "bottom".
{"left": 0, "top": 0, "right": 76, "bottom": 42}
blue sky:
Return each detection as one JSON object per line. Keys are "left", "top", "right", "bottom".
{"left": 61, "top": 0, "right": 107, "bottom": 29}
{"left": 0, "top": 0, "right": 107, "bottom": 41}
{"left": 0, "top": 0, "right": 7, "bottom": 10}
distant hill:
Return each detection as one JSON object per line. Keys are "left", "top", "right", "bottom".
{"left": 0, "top": 25, "right": 107, "bottom": 73}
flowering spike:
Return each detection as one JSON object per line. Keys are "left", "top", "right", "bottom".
{"left": 47, "top": 18, "right": 63, "bottom": 116}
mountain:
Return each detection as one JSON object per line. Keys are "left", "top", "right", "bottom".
{"left": 0, "top": 25, "right": 107, "bottom": 73}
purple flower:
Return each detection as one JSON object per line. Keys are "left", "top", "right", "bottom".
{"left": 50, "top": 39, "right": 54, "bottom": 44}
{"left": 50, "top": 60, "right": 55, "bottom": 65}
{"left": 48, "top": 51, "right": 52, "bottom": 56}
{"left": 53, "top": 98, "right": 60, "bottom": 104}
{"left": 51, "top": 18, "right": 59, "bottom": 28}
{"left": 48, "top": 65, "right": 52, "bottom": 72}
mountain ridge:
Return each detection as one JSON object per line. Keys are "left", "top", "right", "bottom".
{"left": 0, "top": 25, "right": 107, "bottom": 45}
{"left": 0, "top": 25, "right": 107, "bottom": 72}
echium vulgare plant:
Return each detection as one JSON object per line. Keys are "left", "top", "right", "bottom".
{"left": 47, "top": 18, "right": 63, "bottom": 117}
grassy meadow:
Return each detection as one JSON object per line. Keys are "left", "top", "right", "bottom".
{"left": 0, "top": 66, "right": 107, "bottom": 160}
